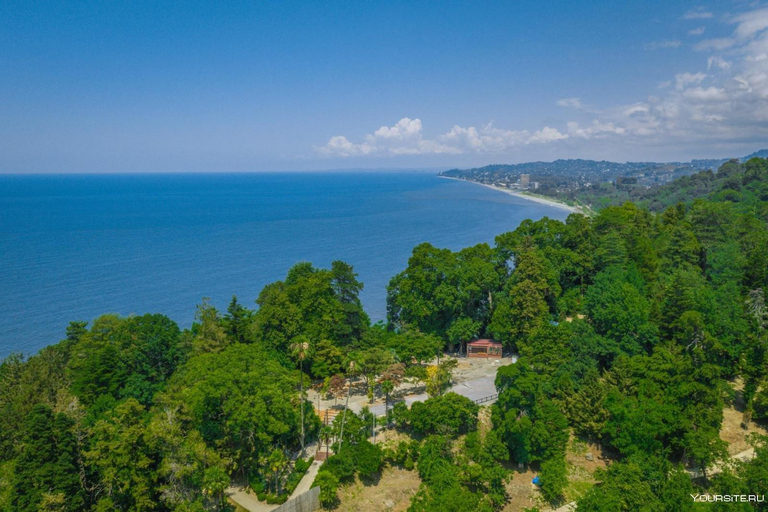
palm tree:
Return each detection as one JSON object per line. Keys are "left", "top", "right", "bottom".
{"left": 381, "top": 380, "right": 394, "bottom": 428}
{"left": 290, "top": 337, "right": 311, "bottom": 454}
{"left": 338, "top": 360, "right": 356, "bottom": 454}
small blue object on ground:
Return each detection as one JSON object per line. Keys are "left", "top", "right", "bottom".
{"left": 532, "top": 476, "right": 541, "bottom": 486}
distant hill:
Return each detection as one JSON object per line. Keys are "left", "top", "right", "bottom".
{"left": 744, "top": 149, "right": 768, "bottom": 160}
{"left": 440, "top": 150, "right": 768, "bottom": 211}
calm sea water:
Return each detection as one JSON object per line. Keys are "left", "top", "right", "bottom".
{"left": 0, "top": 172, "right": 568, "bottom": 358}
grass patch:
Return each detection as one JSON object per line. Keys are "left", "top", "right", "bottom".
{"left": 564, "top": 479, "right": 594, "bottom": 503}
{"left": 568, "top": 437, "right": 588, "bottom": 456}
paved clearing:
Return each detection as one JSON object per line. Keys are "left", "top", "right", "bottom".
{"left": 309, "top": 356, "right": 512, "bottom": 417}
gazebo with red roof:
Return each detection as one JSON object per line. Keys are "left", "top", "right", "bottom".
{"left": 467, "top": 339, "right": 503, "bottom": 358}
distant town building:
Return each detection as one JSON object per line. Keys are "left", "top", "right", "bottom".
{"left": 520, "top": 174, "right": 530, "bottom": 187}
{"left": 532, "top": 182, "right": 540, "bottom": 189}
{"left": 467, "top": 339, "right": 503, "bottom": 358}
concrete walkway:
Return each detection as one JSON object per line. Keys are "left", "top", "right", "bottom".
{"left": 290, "top": 459, "right": 324, "bottom": 497}
{"left": 226, "top": 486, "right": 276, "bottom": 512}
{"left": 227, "top": 457, "right": 326, "bottom": 512}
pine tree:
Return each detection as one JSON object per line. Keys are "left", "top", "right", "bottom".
{"left": 224, "top": 295, "right": 249, "bottom": 343}
{"left": 52, "top": 413, "right": 86, "bottom": 511}
{"left": 12, "top": 405, "right": 57, "bottom": 512}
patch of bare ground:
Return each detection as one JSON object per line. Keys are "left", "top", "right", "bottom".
{"left": 721, "top": 379, "right": 768, "bottom": 455}
{"left": 478, "top": 406, "right": 493, "bottom": 436}
{"left": 502, "top": 467, "right": 542, "bottom": 512}
{"left": 565, "top": 436, "right": 611, "bottom": 475}
{"left": 335, "top": 466, "right": 421, "bottom": 512}
{"left": 376, "top": 429, "right": 414, "bottom": 447}
{"left": 502, "top": 436, "right": 613, "bottom": 512}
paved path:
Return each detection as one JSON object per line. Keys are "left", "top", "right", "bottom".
{"left": 227, "top": 457, "right": 325, "bottom": 512}
{"left": 290, "top": 459, "right": 324, "bottom": 498}
{"left": 226, "top": 486, "right": 276, "bottom": 512}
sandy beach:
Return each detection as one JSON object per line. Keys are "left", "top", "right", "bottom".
{"left": 440, "top": 175, "right": 585, "bottom": 214}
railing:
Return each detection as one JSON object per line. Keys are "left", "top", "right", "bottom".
{"left": 474, "top": 393, "right": 498, "bottom": 404}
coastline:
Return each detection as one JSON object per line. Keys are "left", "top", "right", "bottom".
{"left": 439, "top": 175, "right": 585, "bottom": 214}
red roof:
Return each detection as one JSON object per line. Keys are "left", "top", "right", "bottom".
{"left": 467, "top": 339, "right": 502, "bottom": 347}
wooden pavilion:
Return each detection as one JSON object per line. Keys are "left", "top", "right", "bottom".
{"left": 467, "top": 339, "right": 503, "bottom": 358}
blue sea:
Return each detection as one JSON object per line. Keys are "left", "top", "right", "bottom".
{"left": 0, "top": 172, "right": 569, "bottom": 358}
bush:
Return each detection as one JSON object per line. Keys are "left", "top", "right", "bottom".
{"left": 295, "top": 456, "right": 314, "bottom": 474}
{"left": 250, "top": 478, "right": 265, "bottom": 495}
{"left": 410, "top": 393, "right": 478, "bottom": 436}
{"left": 389, "top": 439, "right": 420, "bottom": 469}
{"left": 752, "top": 388, "right": 768, "bottom": 420}
{"left": 416, "top": 435, "right": 453, "bottom": 482}
{"left": 323, "top": 450, "right": 356, "bottom": 482}
{"left": 312, "top": 470, "right": 340, "bottom": 509}
{"left": 392, "top": 401, "right": 410, "bottom": 430}
{"left": 355, "top": 440, "right": 383, "bottom": 479}
{"left": 266, "top": 493, "right": 288, "bottom": 504}
{"left": 539, "top": 456, "right": 567, "bottom": 503}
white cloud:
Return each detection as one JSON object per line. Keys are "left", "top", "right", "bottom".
{"left": 315, "top": 6, "right": 768, "bottom": 160}
{"left": 733, "top": 7, "right": 768, "bottom": 39}
{"left": 684, "top": 9, "right": 713, "bottom": 20}
{"left": 675, "top": 72, "right": 707, "bottom": 90}
{"left": 688, "top": 26, "right": 706, "bottom": 36}
{"left": 556, "top": 97, "right": 584, "bottom": 109}
{"left": 528, "top": 127, "right": 569, "bottom": 144}
{"left": 373, "top": 117, "right": 423, "bottom": 139}
{"left": 682, "top": 86, "right": 728, "bottom": 101}
{"left": 645, "top": 40, "right": 682, "bottom": 50}
{"left": 708, "top": 55, "right": 731, "bottom": 70}
{"left": 567, "top": 121, "right": 626, "bottom": 139}
{"left": 318, "top": 119, "right": 569, "bottom": 157}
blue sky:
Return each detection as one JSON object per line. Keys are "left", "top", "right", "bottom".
{"left": 1, "top": 1, "right": 767, "bottom": 172}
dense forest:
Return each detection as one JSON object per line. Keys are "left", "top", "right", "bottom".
{"left": 2, "top": 157, "right": 768, "bottom": 511}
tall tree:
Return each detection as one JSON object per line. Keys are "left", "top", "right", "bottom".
{"left": 290, "top": 337, "right": 311, "bottom": 454}
{"left": 490, "top": 238, "right": 554, "bottom": 349}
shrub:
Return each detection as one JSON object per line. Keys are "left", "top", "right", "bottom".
{"left": 323, "top": 450, "right": 356, "bottom": 482}
{"left": 312, "top": 470, "right": 340, "bottom": 509}
{"left": 355, "top": 440, "right": 383, "bottom": 480}
{"left": 752, "top": 388, "right": 768, "bottom": 420}
{"left": 539, "top": 456, "right": 567, "bottom": 503}
{"left": 410, "top": 393, "right": 478, "bottom": 436}
{"left": 392, "top": 401, "right": 410, "bottom": 430}
{"left": 392, "top": 439, "right": 420, "bottom": 470}
{"left": 266, "top": 493, "right": 288, "bottom": 504}
{"left": 295, "top": 456, "right": 314, "bottom": 474}
{"left": 250, "top": 478, "right": 265, "bottom": 495}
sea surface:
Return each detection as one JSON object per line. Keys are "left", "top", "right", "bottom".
{"left": 0, "top": 172, "right": 569, "bottom": 358}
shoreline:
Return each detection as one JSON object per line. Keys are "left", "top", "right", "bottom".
{"left": 439, "top": 175, "right": 585, "bottom": 214}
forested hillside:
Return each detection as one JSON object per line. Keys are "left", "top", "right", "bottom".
{"left": 442, "top": 151, "right": 768, "bottom": 212}
{"left": 2, "top": 157, "right": 768, "bottom": 511}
